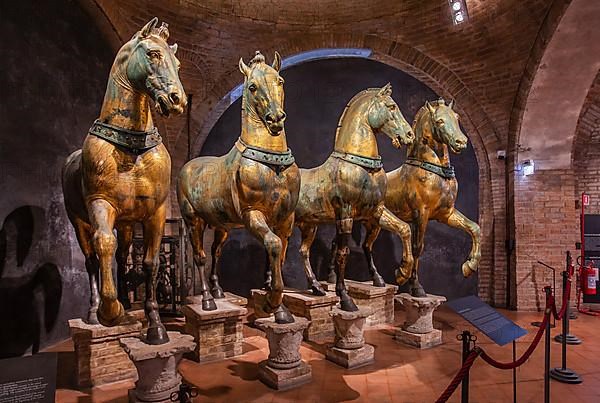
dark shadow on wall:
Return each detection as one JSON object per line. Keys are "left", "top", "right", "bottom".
{"left": 201, "top": 57, "right": 479, "bottom": 300}
{"left": 0, "top": 207, "right": 63, "bottom": 358}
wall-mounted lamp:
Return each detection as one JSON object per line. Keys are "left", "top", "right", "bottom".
{"left": 521, "top": 159, "right": 535, "bottom": 176}
{"left": 448, "top": 0, "right": 469, "bottom": 25}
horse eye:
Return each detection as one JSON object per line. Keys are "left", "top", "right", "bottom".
{"left": 388, "top": 104, "right": 396, "bottom": 110}
{"left": 278, "top": 77, "right": 285, "bottom": 85}
{"left": 147, "top": 50, "right": 161, "bottom": 60}
{"left": 437, "top": 119, "right": 445, "bottom": 125}
{"left": 248, "top": 83, "right": 257, "bottom": 92}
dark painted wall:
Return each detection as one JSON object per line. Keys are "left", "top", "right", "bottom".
{"left": 0, "top": 0, "right": 112, "bottom": 356}
{"left": 202, "top": 58, "right": 479, "bottom": 300}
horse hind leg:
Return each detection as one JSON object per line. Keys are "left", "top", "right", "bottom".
{"left": 362, "top": 220, "right": 385, "bottom": 287}
{"left": 116, "top": 224, "right": 133, "bottom": 310}
{"left": 334, "top": 205, "right": 358, "bottom": 312}
{"left": 407, "top": 217, "right": 427, "bottom": 297}
{"left": 183, "top": 211, "right": 216, "bottom": 311}
{"left": 298, "top": 222, "right": 326, "bottom": 296}
{"left": 327, "top": 238, "right": 338, "bottom": 284}
{"left": 71, "top": 216, "right": 100, "bottom": 324}
{"left": 209, "top": 228, "right": 227, "bottom": 299}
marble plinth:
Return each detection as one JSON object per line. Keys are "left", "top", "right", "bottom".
{"left": 326, "top": 306, "right": 374, "bottom": 368}
{"left": 320, "top": 280, "right": 397, "bottom": 326}
{"left": 120, "top": 332, "right": 195, "bottom": 403}
{"left": 281, "top": 290, "right": 339, "bottom": 341}
{"left": 394, "top": 293, "right": 446, "bottom": 349}
{"left": 182, "top": 299, "right": 246, "bottom": 363}
{"left": 255, "top": 316, "right": 312, "bottom": 390}
{"left": 69, "top": 316, "right": 141, "bottom": 387}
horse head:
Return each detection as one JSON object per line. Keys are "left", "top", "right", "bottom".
{"left": 239, "top": 51, "right": 286, "bottom": 135}
{"left": 367, "top": 83, "right": 414, "bottom": 148}
{"left": 120, "top": 17, "right": 187, "bottom": 117}
{"left": 425, "top": 99, "right": 468, "bottom": 153}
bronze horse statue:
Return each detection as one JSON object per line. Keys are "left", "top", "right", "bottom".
{"left": 294, "top": 84, "right": 415, "bottom": 311}
{"left": 335, "top": 99, "right": 481, "bottom": 297}
{"left": 178, "top": 51, "right": 299, "bottom": 323}
{"left": 62, "top": 18, "right": 186, "bottom": 344}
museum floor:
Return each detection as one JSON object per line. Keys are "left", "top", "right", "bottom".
{"left": 49, "top": 304, "right": 600, "bottom": 403}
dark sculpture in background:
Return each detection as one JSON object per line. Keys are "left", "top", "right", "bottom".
{"left": 294, "top": 84, "right": 415, "bottom": 311}
{"left": 353, "top": 99, "right": 481, "bottom": 296}
{"left": 61, "top": 18, "right": 187, "bottom": 344}
{"left": 178, "top": 51, "right": 299, "bottom": 323}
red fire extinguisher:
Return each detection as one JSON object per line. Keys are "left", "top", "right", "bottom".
{"left": 581, "top": 264, "right": 598, "bottom": 295}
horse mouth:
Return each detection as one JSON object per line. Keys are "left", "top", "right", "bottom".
{"left": 267, "top": 123, "right": 284, "bottom": 136}
{"left": 155, "top": 94, "right": 185, "bottom": 117}
{"left": 450, "top": 143, "right": 466, "bottom": 154}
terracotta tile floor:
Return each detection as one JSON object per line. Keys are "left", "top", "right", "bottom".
{"left": 51, "top": 305, "right": 600, "bottom": 402}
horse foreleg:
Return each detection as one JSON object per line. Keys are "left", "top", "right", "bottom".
{"left": 116, "top": 224, "right": 133, "bottom": 310}
{"left": 408, "top": 216, "right": 428, "bottom": 297}
{"left": 298, "top": 222, "right": 326, "bottom": 295}
{"left": 444, "top": 209, "right": 481, "bottom": 277}
{"left": 243, "top": 210, "right": 292, "bottom": 323}
{"left": 71, "top": 216, "right": 100, "bottom": 324}
{"left": 141, "top": 203, "right": 169, "bottom": 345}
{"left": 88, "top": 199, "right": 123, "bottom": 326}
{"left": 327, "top": 238, "right": 338, "bottom": 284}
{"left": 374, "top": 206, "right": 414, "bottom": 289}
{"left": 363, "top": 220, "right": 384, "bottom": 287}
{"left": 335, "top": 205, "right": 358, "bottom": 312}
{"left": 182, "top": 211, "right": 215, "bottom": 311}
{"left": 210, "top": 228, "right": 228, "bottom": 299}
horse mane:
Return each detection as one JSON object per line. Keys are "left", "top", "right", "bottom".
{"left": 334, "top": 88, "right": 379, "bottom": 138}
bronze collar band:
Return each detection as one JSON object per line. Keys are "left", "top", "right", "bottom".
{"left": 235, "top": 138, "right": 295, "bottom": 167}
{"left": 332, "top": 150, "right": 383, "bottom": 170}
{"left": 88, "top": 120, "right": 162, "bottom": 155}
{"left": 404, "top": 158, "right": 455, "bottom": 179}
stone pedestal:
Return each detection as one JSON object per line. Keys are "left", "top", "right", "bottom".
{"left": 186, "top": 292, "right": 248, "bottom": 309}
{"left": 394, "top": 293, "right": 446, "bottom": 349}
{"left": 326, "top": 307, "right": 374, "bottom": 369}
{"left": 255, "top": 316, "right": 312, "bottom": 390}
{"left": 324, "top": 280, "right": 397, "bottom": 326}
{"left": 182, "top": 299, "right": 246, "bottom": 363}
{"left": 281, "top": 290, "right": 339, "bottom": 342}
{"left": 251, "top": 289, "right": 270, "bottom": 319}
{"left": 69, "top": 317, "right": 141, "bottom": 387}
{"left": 120, "top": 332, "right": 195, "bottom": 403}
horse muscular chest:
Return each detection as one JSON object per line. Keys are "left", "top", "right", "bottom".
{"left": 82, "top": 139, "right": 170, "bottom": 217}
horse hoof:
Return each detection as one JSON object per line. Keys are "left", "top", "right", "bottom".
{"left": 87, "top": 311, "right": 100, "bottom": 325}
{"left": 410, "top": 286, "right": 427, "bottom": 298}
{"left": 340, "top": 298, "right": 359, "bottom": 312}
{"left": 327, "top": 271, "right": 337, "bottom": 284}
{"left": 202, "top": 298, "right": 217, "bottom": 311}
{"left": 274, "top": 305, "right": 294, "bottom": 324}
{"left": 211, "top": 287, "right": 225, "bottom": 299}
{"left": 145, "top": 325, "right": 169, "bottom": 345}
{"left": 462, "top": 261, "right": 477, "bottom": 277}
{"left": 372, "top": 275, "right": 385, "bottom": 287}
{"left": 311, "top": 282, "right": 326, "bottom": 296}
{"left": 98, "top": 300, "right": 124, "bottom": 326}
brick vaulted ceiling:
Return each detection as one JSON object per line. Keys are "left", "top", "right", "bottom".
{"left": 87, "top": 0, "right": 558, "bottom": 172}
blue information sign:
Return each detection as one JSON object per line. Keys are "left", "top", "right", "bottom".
{"left": 447, "top": 295, "right": 527, "bottom": 346}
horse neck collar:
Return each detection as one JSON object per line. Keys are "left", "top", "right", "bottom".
{"left": 235, "top": 137, "right": 295, "bottom": 167}
{"left": 332, "top": 150, "right": 383, "bottom": 170}
{"left": 89, "top": 119, "right": 161, "bottom": 155}
{"left": 404, "top": 157, "right": 455, "bottom": 179}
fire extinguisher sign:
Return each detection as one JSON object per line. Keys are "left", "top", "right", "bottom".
{"left": 583, "top": 194, "right": 590, "bottom": 206}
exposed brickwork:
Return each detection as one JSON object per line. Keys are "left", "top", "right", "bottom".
{"left": 281, "top": 291, "right": 339, "bottom": 342}
{"left": 345, "top": 281, "right": 397, "bottom": 326}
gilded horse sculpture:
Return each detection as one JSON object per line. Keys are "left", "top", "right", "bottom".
{"left": 295, "top": 84, "right": 415, "bottom": 311}
{"left": 349, "top": 99, "right": 481, "bottom": 297}
{"left": 62, "top": 18, "right": 187, "bottom": 344}
{"left": 178, "top": 51, "right": 299, "bottom": 323}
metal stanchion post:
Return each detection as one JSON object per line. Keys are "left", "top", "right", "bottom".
{"left": 554, "top": 266, "right": 581, "bottom": 345}
{"left": 457, "top": 330, "right": 476, "bottom": 403}
{"left": 543, "top": 286, "right": 551, "bottom": 403}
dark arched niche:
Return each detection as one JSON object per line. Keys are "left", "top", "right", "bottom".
{"left": 201, "top": 57, "right": 479, "bottom": 300}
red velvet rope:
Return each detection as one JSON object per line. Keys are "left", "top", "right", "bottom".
{"left": 435, "top": 349, "right": 481, "bottom": 403}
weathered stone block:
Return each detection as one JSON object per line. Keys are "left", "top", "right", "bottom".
{"left": 326, "top": 344, "right": 375, "bottom": 369}
{"left": 281, "top": 290, "right": 339, "bottom": 341}
{"left": 258, "top": 360, "right": 312, "bottom": 391}
{"left": 326, "top": 280, "right": 397, "bottom": 326}
{"left": 394, "top": 328, "right": 443, "bottom": 349}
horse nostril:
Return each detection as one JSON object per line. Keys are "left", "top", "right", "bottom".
{"left": 265, "top": 113, "right": 275, "bottom": 123}
{"left": 279, "top": 111, "right": 287, "bottom": 121}
{"left": 169, "top": 92, "right": 180, "bottom": 104}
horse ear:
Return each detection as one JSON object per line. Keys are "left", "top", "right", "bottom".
{"left": 378, "top": 82, "right": 392, "bottom": 97}
{"left": 272, "top": 51, "right": 282, "bottom": 71}
{"left": 426, "top": 100, "right": 435, "bottom": 113}
{"left": 448, "top": 99, "right": 455, "bottom": 109}
{"left": 140, "top": 17, "right": 159, "bottom": 38}
{"left": 170, "top": 43, "right": 178, "bottom": 55}
{"left": 239, "top": 57, "right": 251, "bottom": 77}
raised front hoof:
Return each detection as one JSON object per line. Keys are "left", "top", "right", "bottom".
{"left": 145, "top": 325, "right": 169, "bottom": 345}
{"left": 372, "top": 274, "right": 386, "bottom": 287}
{"left": 97, "top": 300, "right": 125, "bottom": 327}
{"left": 202, "top": 298, "right": 217, "bottom": 311}
{"left": 340, "top": 298, "right": 359, "bottom": 312}
{"left": 462, "top": 260, "right": 478, "bottom": 278}
{"left": 274, "top": 305, "right": 294, "bottom": 324}
{"left": 310, "top": 281, "right": 326, "bottom": 296}
{"left": 211, "top": 287, "right": 225, "bottom": 299}
{"left": 327, "top": 271, "right": 337, "bottom": 284}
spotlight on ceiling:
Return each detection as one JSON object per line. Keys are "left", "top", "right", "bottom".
{"left": 449, "top": 0, "right": 469, "bottom": 25}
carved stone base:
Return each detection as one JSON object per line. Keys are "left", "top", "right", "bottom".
{"left": 321, "top": 280, "right": 397, "bottom": 326}
{"left": 185, "top": 292, "right": 247, "bottom": 309}
{"left": 120, "top": 332, "right": 195, "bottom": 403}
{"left": 281, "top": 290, "right": 339, "bottom": 341}
{"left": 69, "top": 317, "right": 141, "bottom": 387}
{"left": 255, "top": 316, "right": 312, "bottom": 390}
{"left": 182, "top": 300, "right": 246, "bottom": 363}
{"left": 251, "top": 289, "right": 271, "bottom": 319}
{"left": 326, "top": 344, "right": 375, "bottom": 369}
{"left": 394, "top": 328, "right": 443, "bottom": 349}
{"left": 258, "top": 360, "right": 312, "bottom": 391}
